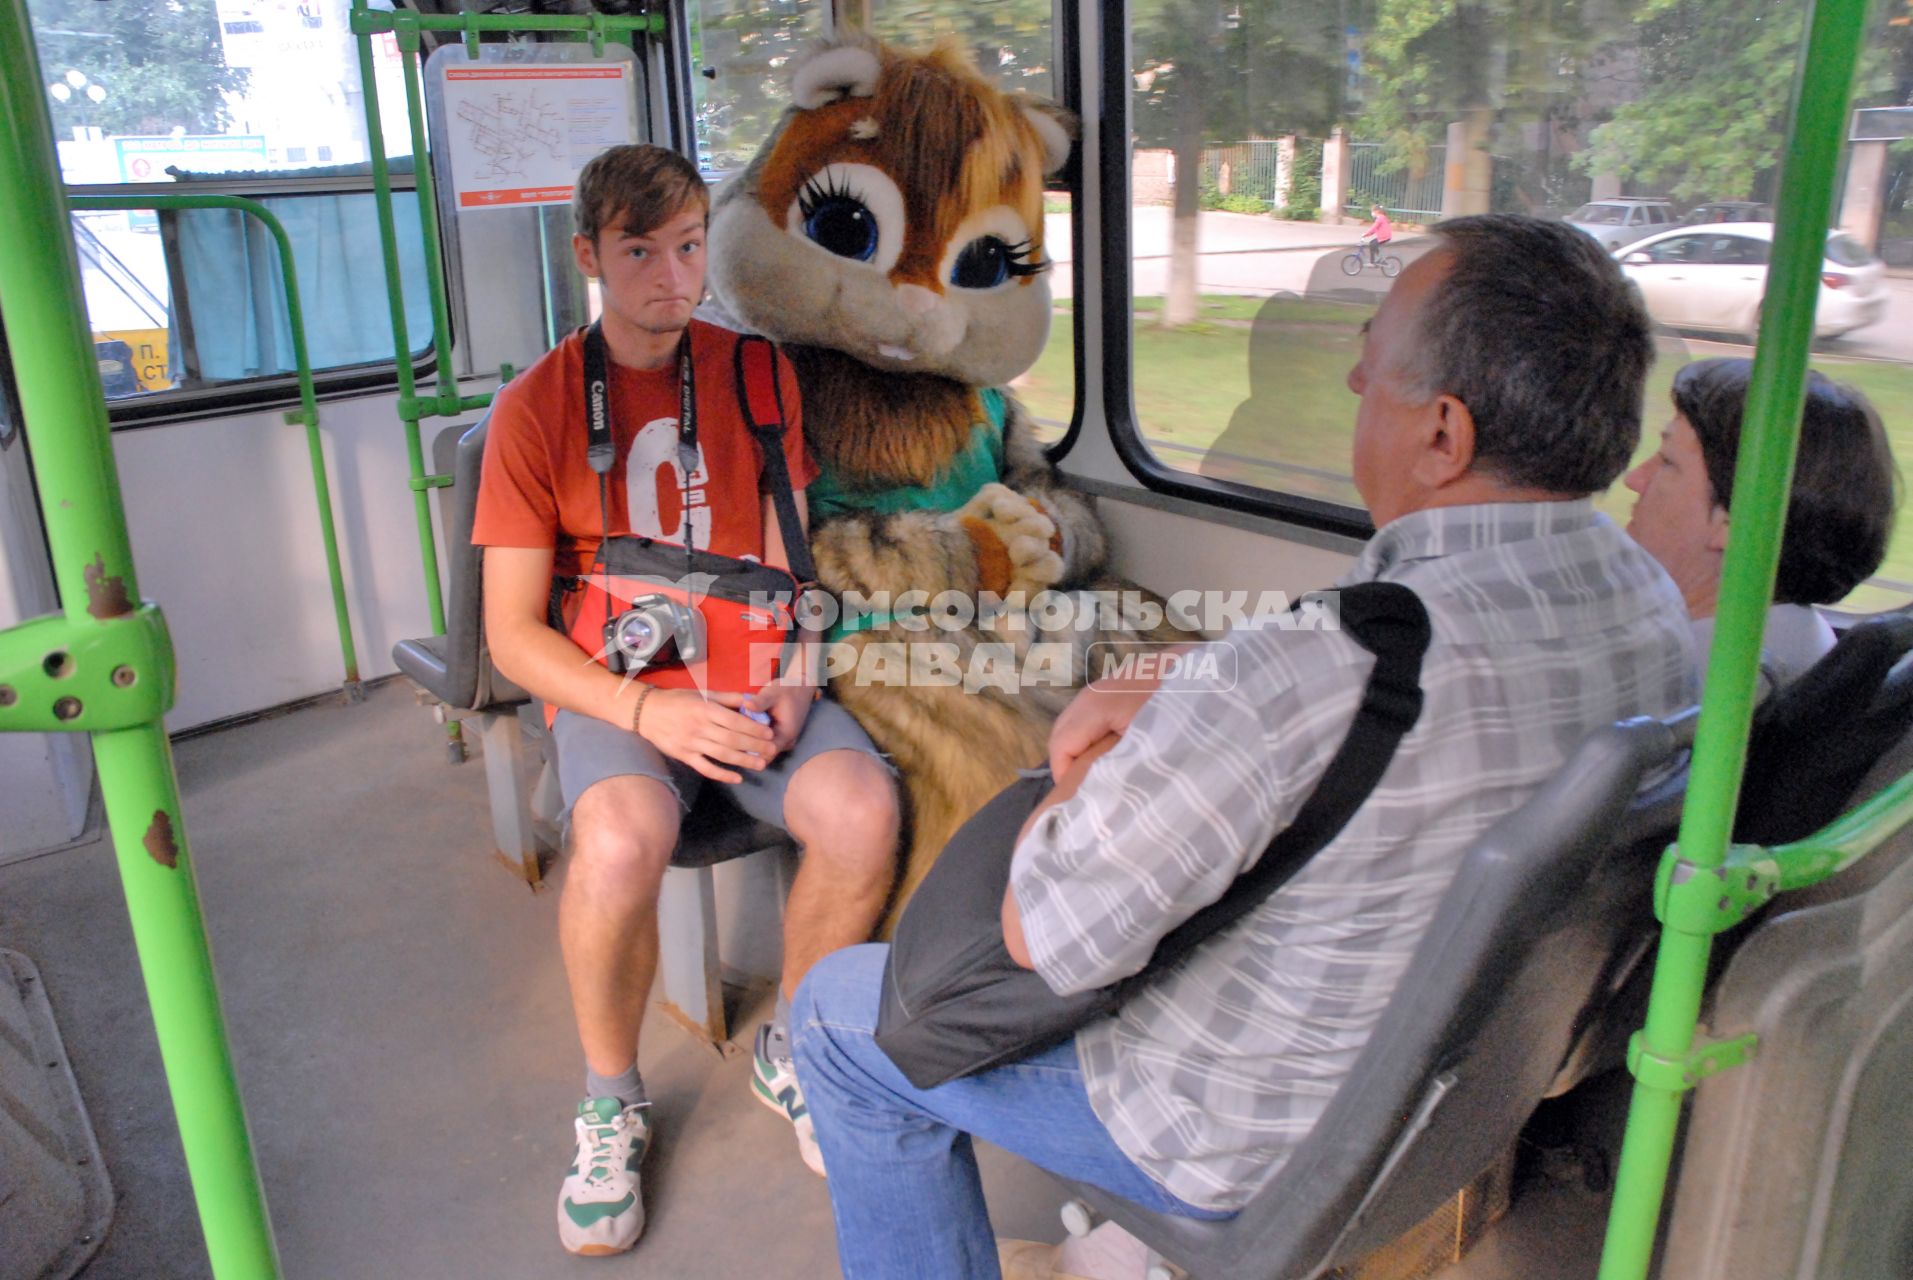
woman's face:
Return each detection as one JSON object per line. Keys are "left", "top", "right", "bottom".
{"left": 1623, "top": 409, "right": 1731, "bottom": 614}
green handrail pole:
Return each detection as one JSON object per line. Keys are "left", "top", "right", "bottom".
{"left": 1596, "top": 1, "right": 1871, "bottom": 1277}
{"left": 350, "top": 1, "right": 447, "bottom": 637}
{"left": 70, "top": 194, "right": 361, "bottom": 692}
{"left": 397, "top": 37, "right": 459, "bottom": 416}
{"left": 0, "top": 8, "right": 280, "bottom": 1278}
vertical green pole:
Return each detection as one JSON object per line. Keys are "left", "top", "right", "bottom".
{"left": 398, "top": 38, "right": 459, "bottom": 415}
{"left": 0, "top": 8, "right": 280, "bottom": 1278}
{"left": 351, "top": 1, "right": 447, "bottom": 636}
{"left": 259, "top": 204, "right": 363, "bottom": 691}
{"left": 1595, "top": 1, "right": 1870, "bottom": 1277}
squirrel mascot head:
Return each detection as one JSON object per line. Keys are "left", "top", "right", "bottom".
{"left": 707, "top": 35, "right": 1075, "bottom": 388}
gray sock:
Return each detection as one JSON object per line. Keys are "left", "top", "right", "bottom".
{"left": 585, "top": 1063, "right": 645, "bottom": 1110}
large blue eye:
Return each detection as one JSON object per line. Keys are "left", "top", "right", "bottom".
{"left": 799, "top": 175, "right": 879, "bottom": 262}
{"left": 950, "top": 235, "right": 1043, "bottom": 290}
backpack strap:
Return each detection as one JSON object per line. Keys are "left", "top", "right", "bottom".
{"left": 1130, "top": 580, "right": 1432, "bottom": 982}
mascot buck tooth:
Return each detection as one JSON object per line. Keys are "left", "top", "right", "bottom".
{"left": 708, "top": 35, "right": 1178, "bottom": 922}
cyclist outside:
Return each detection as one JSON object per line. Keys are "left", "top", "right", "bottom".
{"left": 1362, "top": 203, "right": 1394, "bottom": 264}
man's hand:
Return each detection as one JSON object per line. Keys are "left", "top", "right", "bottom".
{"left": 1049, "top": 683, "right": 1156, "bottom": 777}
{"left": 746, "top": 680, "right": 814, "bottom": 755}
{"left": 638, "top": 688, "right": 778, "bottom": 784}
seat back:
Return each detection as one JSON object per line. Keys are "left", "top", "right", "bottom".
{"left": 392, "top": 414, "right": 529, "bottom": 712}
{"left": 436, "top": 417, "right": 494, "bottom": 710}
{"left": 1071, "top": 713, "right": 1692, "bottom": 1280}
{"left": 1734, "top": 612, "right": 1913, "bottom": 844}
{"left": 1659, "top": 715, "right": 1913, "bottom": 1280}
{"left": 1554, "top": 617, "right": 1913, "bottom": 1088}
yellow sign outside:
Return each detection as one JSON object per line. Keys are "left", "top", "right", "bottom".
{"left": 94, "top": 328, "right": 172, "bottom": 396}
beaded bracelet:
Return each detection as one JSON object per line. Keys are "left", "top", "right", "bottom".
{"left": 631, "top": 684, "right": 656, "bottom": 735}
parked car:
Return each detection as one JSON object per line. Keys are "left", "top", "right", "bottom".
{"left": 1678, "top": 201, "right": 1775, "bottom": 226}
{"left": 1564, "top": 198, "right": 1677, "bottom": 250}
{"left": 1615, "top": 223, "right": 1887, "bottom": 340}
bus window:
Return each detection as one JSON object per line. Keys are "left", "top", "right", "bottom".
{"left": 861, "top": 0, "right": 1071, "bottom": 444}
{"left": 28, "top": 0, "right": 430, "bottom": 417}
{"left": 1118, "top": 0, "right": 1910, "bottom": 614}
{"left": 687, "top": 0, "right": 827, "bottom": 176}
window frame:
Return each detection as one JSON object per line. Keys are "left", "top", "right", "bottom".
{"left": 1041, "top": 0, "right": 1088, "bottom": 463}
{"left": 65, "top": 170, "right": 440, "bottom": 431}
{"left": 1094, "top": 0, "right": 1372, "bottom": 540}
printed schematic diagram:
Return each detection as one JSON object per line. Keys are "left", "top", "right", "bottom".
{"left": 455, "top": 89, "right": 564, "bottom": 183}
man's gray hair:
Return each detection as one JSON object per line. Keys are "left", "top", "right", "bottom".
{"left": 1407, "top": 214, "right": 1654, "bottom": 496}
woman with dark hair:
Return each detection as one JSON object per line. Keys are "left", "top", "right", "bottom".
{"left": 1623, "top": 356, "right": 1899, "bottom": 690}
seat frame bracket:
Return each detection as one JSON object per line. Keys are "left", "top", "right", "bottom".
{"left": 1655, "top": 843, "right": 1782, "bottom": 935}
{"left": 0, "top": 604, "right": 175, "bottom": 733}
{"left": 1627, "top": 1029, "right": 1759, "bottom": 1092}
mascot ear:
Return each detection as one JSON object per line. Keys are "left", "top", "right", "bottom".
{"left": 792, "top": 40, "right": 882, "bottom": 109}
{"left": 1020, "top": 100, "right": 1077, "bottom": 178}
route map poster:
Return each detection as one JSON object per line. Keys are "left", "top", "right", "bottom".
{"left": 441, "top": 64, "right": 636, "bottom": 210}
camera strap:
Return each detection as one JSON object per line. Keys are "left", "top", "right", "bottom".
{"left": 731, "top": 334, "right": 816, "bottom": 587}
{"left": 578, "top": 320, "right": 811, "bottom": 584}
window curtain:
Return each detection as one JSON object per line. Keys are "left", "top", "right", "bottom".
{"left": 170, "top": 172, "right": 435, "bottom": 382}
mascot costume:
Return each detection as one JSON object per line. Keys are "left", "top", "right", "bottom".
{"left": 708, "top": 34, "right": 1178, "bottom": 918}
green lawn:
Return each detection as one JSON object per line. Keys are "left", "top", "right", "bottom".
{"left": 1010, "top": 296, "right": 1913, "bottom": 610}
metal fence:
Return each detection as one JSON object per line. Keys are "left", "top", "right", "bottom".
{"left": 1347, "top": 142, "right": 1445, "bottom": 220}
{"left": 1201, "top": 140, "right": 1286, "bottom": 208}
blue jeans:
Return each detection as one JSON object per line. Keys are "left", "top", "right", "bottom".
{"left": 790, "top": 944, "right": 1232, "bottom": 1280}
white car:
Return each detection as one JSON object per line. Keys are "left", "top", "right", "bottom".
{"left": 1616, "top": 223, "right": 1888, "bottom": 340}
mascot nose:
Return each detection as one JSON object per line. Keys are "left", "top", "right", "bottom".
{"left": 895, "top": 283, "right": 940, "bottom": 316}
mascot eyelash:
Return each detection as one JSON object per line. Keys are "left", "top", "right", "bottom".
{"left": 792, "top": 168, "right": 1046, "bottom": 287}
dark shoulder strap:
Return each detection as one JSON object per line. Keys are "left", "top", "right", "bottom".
{"left": 1133, "top": 580, "right": 1432, "bottom": 981}
{"left": 732, "top": 334, "right": 817, "bottom": 585}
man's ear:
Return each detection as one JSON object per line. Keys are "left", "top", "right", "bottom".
{"left": 572, "top": 232, "right": 600, "bottom": 280}
{"left": 1413, "top": 394, "right": 1477, "bottom": 489}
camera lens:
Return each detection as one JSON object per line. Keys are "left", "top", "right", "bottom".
{"left": 617, "top": 613, "right": 659, "bottom": 655}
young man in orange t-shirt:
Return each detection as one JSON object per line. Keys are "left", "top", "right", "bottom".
{"left": 473, "top": 145, "right": 899, "bottom": 1256}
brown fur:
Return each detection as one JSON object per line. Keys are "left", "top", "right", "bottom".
{"left": 785, "top": 345, "right": 977, "bottom": 490}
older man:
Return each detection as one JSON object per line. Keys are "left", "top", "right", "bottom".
{"left": 788, "top": 215, "right": 1698, "bottom": 1280}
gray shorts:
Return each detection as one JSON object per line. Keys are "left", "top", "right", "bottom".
{"left": 553, "top": 697, "right": 889, "bottom": 831}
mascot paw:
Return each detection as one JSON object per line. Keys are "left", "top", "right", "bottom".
{"left": 953, "top": 483, "right": 1066, "bottom": 597}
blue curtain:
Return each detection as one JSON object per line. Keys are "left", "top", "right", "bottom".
{"left": 172, "top": 191, "right": 435, "bottom": 382}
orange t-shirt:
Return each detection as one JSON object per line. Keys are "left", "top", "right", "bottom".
{"left": 472, "top": 319, "right": 816, "bottom": 579}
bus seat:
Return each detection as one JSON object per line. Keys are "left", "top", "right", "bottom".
{"left": 1054, "top": 712, "right": 1695, "bottom": 1280}
{"left": 392, "top": 416, "right": 546, "bottom": 883}
{"left": 1658, "top": 717, "right": 1913, "bottom": 1280}
{"left": 391, "top": 414, "right": 529, "bottom": 715}
{"left": 391, "top": 417, "right": 794, "bottom": 1050}
{"left": 1549, "top": 615, "right": 1913, "bottom": 1096}
{"left": 1733, "top": 611, "right": 1913, "bottom": 845}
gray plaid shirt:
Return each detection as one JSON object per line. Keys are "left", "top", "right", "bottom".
{"left": 1011, "top": 500, "right": 1696, "bottom": 1211}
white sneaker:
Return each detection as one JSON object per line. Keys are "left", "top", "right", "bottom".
{"left": 556, "top": 1097, "right": 650, "bottom": 1255}
{"left": 751, "top": 1022, "right": 826, "bottom": 1177}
